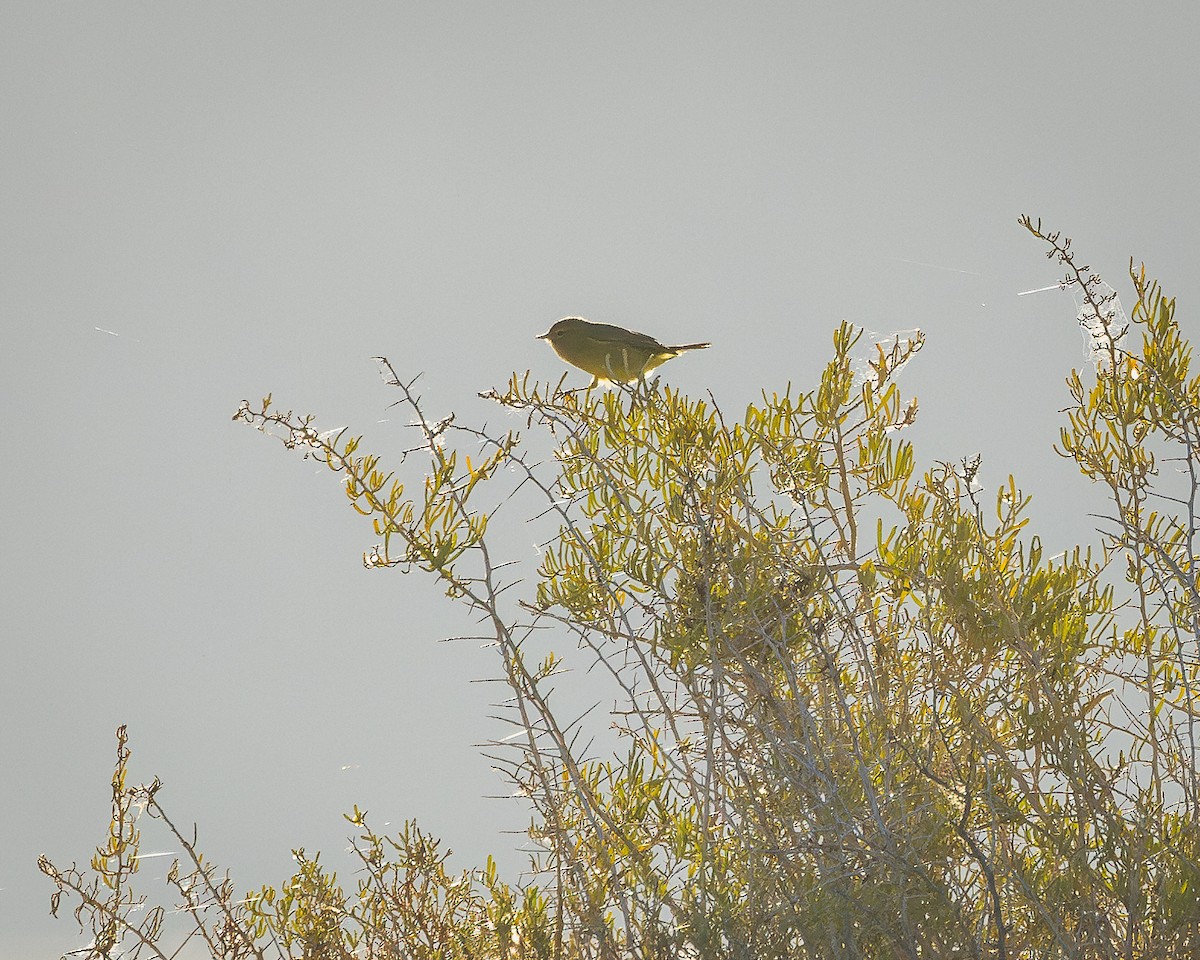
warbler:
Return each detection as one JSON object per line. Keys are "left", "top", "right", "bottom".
{"left": 537, "top": 317, "right": 710, "bottom": 387}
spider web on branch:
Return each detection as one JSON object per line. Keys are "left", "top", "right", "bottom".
{"left": 1070, "top": 277, "right": 1128, "bottom": 373}
{"left": 849, "top": 328, "right": 924, "bottom": 387}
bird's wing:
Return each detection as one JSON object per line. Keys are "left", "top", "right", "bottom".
{"left": 584, "top": 322, "right": 670, "bottom": 352}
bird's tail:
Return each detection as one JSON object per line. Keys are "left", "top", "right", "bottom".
{"left": 670, "top": 342, "right": 711, "bottom": 353}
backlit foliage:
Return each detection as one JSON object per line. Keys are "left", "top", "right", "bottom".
{"left": 42, "top": 223, "right": 1200, "bottom": 958}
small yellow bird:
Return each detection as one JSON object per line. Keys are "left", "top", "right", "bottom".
{"left": 537, "top": 316, "right": 710, "bottom": 387}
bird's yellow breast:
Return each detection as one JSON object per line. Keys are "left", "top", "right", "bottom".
{"left": 550, "top": 338, "right": 673, "bottom": 382}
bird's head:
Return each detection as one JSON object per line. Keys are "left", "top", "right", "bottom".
{"left": 536, "top": 317, "right": 588, "bottom": 341}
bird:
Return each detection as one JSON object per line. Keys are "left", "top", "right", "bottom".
{"left": 537, "top": 317, "right": 710, "bottom": 387}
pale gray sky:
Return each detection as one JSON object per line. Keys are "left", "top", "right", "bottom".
{"left": 3, "top": 3, "right": 1198, "bottom": 954}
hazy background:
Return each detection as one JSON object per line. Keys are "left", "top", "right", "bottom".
{"left": 3, "top": 3, "right": 1197, "bottom": 954}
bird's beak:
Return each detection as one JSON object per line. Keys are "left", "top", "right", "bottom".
{"left": 536, "top": 331, "right": 551, "bottom": 340}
